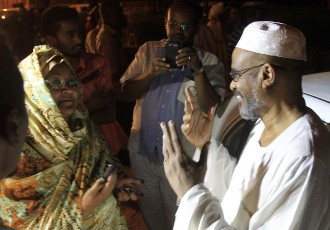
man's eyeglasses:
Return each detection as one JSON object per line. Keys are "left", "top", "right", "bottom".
{"left": 167, "top": 20, "right": 193, "bottom": 32}
{"left": 229, "top": 63, "right": 265, "bottom": 82}
{"left": 45, "top": 77, "right": 80, "bottom": 90}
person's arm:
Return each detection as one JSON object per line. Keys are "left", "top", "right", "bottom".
{"left": 159, "top": 87, "right": 234, "bottom": 229}
{"left": 160, "top": 117, "right": 234, "bottom": 230}
{"left": 174, "top": 184, "right": 234, "bottom": 230}
{"left": 161, "top": 115, "right": 327, "bottom": 229}
{"left": 120, "top": 70, "right": 158, "bottom": 102}
{"left": 118, "top": 42, "right": 171, "bottom": 102}
{"left": 194, "top": 69, "right": 221, "bottom": 114}
{"left": 120, "top": 56, "right": 170, "bottom": 102}
{"left": 176, "top": 47, "right": 225, "bottom": 113}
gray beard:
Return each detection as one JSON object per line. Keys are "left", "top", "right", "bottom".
{"left": 238, "top": 89, "right": 263, "bottom": 120}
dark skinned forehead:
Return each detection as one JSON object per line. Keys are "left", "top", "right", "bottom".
{"left": 167, "top": 5, "right": 198, "bottom": 25}
{"left": 231, "top": 48, "right": 257, "bottom": 70}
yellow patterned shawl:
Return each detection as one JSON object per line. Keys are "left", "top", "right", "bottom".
{"left": 0, "top": 45, "right": 127, "bottom": 229}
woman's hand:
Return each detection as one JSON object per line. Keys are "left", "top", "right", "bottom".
{"left": 81, "top": 173, "right": 117, "bottom": 218}
{"left": 115, "top": 177, "right": 144, "bottom": 201}
{"left": 176, "top": 47, "right": 202, "bottom": 72}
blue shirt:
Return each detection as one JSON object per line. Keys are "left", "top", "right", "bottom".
{"left": 121, "top": 39, "right": 226, "bottom": 162}
{"left": 139, "top": 68, "right": 192, "bottom": 161}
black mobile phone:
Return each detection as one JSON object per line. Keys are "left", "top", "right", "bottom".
{"left": 102, "top": 164, "right": 116, "bottom": 179}
{"left": 165, "top": 41, "right": 182, "bottom": 68}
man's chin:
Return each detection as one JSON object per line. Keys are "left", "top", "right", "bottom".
{"left": 239, "top": 105, "right": 260, "bottom": 121}
{"left": 169, "top": 35, "right": 184, "bottom": 43}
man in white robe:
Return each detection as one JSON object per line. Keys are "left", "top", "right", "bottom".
{"left": 160, "top": 21, "right": 330, "bottom": 230}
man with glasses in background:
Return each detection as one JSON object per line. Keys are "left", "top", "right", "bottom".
{"left": 161, "top": 21, "right": 330, "bottom": 229}
{"left": 120, "top": 2, "right": 226, "bottom": 229}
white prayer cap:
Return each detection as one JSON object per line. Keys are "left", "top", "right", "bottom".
{"left": 236, "top": 21, "right": 307, "bottom": 61}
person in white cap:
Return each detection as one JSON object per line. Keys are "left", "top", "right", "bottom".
{"left": 160, "top": 21, "right": 330, "bottom": 229}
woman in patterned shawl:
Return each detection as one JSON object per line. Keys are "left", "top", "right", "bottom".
{"left": 0, "top": 45, "right": 141, "bottom": 229}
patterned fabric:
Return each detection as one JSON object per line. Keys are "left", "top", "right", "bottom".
{"left": 0, "top": 45, "right": 127, "bottom": 230}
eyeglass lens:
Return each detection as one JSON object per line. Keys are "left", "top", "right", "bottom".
{"left": 46, "top": 78, "right": 79, "bottom": 90}
{"left": 169, "top": 21, "right": 192, "bottom": 31}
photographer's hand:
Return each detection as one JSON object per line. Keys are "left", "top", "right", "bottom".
{"left": 150, "top": 57, "right": 170, "bottom": 76}
{"left": 176, "top": 47, "right": 202, "bottom": 72}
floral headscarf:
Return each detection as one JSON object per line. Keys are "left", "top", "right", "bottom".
{"left": 0, "top": 45, "right": 127, "bottom": 229}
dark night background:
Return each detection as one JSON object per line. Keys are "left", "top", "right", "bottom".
{"left": 0, "top": 0, "right": 329, "bottom": 73}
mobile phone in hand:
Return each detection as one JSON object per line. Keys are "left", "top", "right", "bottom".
{"left": 165, "top": 41, "right": 182, "bottom": 68}
{"left": 102, "top": 164, "right": 116, "bottom": 179}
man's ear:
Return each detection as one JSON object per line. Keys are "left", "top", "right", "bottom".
{"left": 6, "top": 109, "right": 22, "bottom": 146}
{"left": 261, "top": 64, "right": 276, "bottom": 88}
{"left": 44, "top": 35, "right": 57, "bottom": 47}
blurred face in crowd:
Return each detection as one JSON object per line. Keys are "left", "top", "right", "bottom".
{"left": 45, "top": 62, "right": 81, "bottom": 120}
{"left": 165, "top": 6, "right": 197, "bottom": 46}
{"left": 102, "top": 3, "right": 128, "bottom": 32}
{"left": 47, "top": 20, "right": 83, "bottom": 57}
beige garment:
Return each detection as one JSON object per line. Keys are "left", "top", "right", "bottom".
{"left": 85, "top": 24, "right": 127, "bottom": 78}
{"left": 0, "top": 45, "right": 127, "bottom": 230}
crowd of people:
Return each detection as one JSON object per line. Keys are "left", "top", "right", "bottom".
{"left": 0, "top": 0, "right": 329, "bottom": 230}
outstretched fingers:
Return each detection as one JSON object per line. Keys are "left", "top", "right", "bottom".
{"left": 168, "top": 121, "right": 181, "bottom": 155}
{"left": 161, "top": 120, "right": 181, "bottom": 162}
{"left": 182, "top": 87, "right": 197, "bottom": 136}
{"left": 161, "top": 122, "right": 171, "bottom": 161}
{"left": 184, "top": 87, "right": 197, "bottom": 113}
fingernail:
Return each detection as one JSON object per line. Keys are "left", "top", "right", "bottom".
{"left": 169, "top": 120, "right": 174, "bottom": 126}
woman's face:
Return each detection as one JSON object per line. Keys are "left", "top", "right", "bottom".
{"left": 45, "top": 63, "right": 80, "bottom": 120}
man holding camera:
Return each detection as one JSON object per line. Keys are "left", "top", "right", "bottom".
{"left": 120, "top": 2, "right": 226, "bottom": 229}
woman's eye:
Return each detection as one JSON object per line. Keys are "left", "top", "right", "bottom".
{"left": 52, "top": 79, "right": 62, "bottom": 86}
